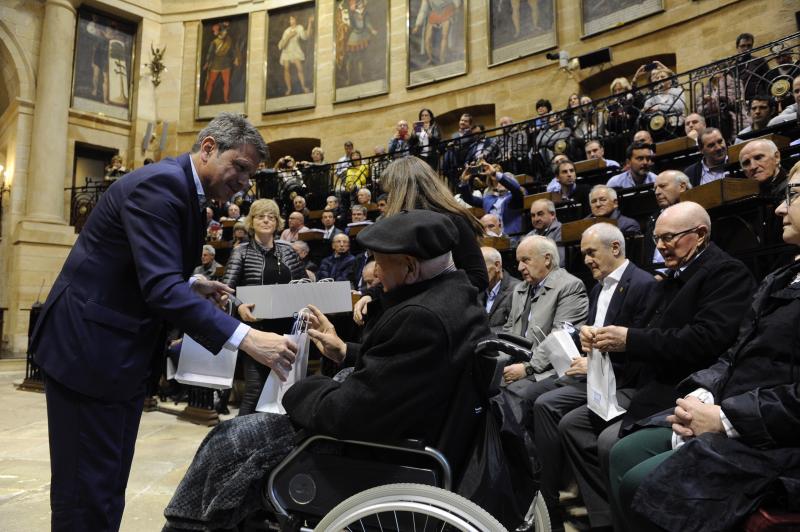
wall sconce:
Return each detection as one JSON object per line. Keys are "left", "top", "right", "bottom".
{"left": 0, "top": 165, "right": 8, "bottom": 194}
{"left": 145, "top": 43, "right": 167, "bottom": 87}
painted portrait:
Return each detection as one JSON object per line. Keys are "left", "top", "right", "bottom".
{"left": 196, "top": 14, "right": 249, "bottom": 120}
{"left": 71, "top": 8, "right": 136, "bottom": 120}
{"left": 265, "top": 2, "right": 317, "bottom": 113}
{"left": 488, "top": 0, "right": 556, "bottom": 67}
{"left": 407, "top": 0, "right": 467, "bottom": 88}
{"left": 582, "top": 0, "right": 663, "bottom": 37}
{"left": 334, "top": 0, "right": 389, "bottom": 102}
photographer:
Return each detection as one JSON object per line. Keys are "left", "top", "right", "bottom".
{"left": 457, "top": 160, "right": 525, "bottom": 241}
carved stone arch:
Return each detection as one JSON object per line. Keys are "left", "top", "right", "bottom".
{"left": 0, "top": 19, "right": 36, "bottom": 104}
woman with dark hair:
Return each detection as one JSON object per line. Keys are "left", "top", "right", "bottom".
{"left": 220, "top": 199, "right": 307, "bottom": 416}
{"left": 352, "top": 156, "right": 488, "bottom": 323}
{"left": 416, "top": 107, "right": 442, "bottom": 168}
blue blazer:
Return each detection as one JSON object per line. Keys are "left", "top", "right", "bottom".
{"left": 459, "top": 173, "right": 525, "bottom": 235}
{"left": 31, "top": 154, "right": 240, "bottom": 401}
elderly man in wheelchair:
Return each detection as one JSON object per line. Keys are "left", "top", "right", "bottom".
{"left": 162, "top": 209, "right": 549, "bottom": 532}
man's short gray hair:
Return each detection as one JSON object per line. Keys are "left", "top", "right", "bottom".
{"left": 590, "top": 184, "right": 617, "bottom": 201}
{"left": 481, "top": 246, "right": 502, "bottom": 265}
{"left": 358, "top": 187, "right": 372, "bottom": 198}
{"left": 351, "top": 204, "right": 367, "bottom": 215}
{"left": 521, "top": 235, "right": 560, "bottom": 269}
{"left": 661, "top": 170, "right": 692, "bottom": 189}
{"left": 292, "top": 240, "right": 310, "bottom": 253}
{"left": 202, "top": 244, "right": 216, "bottom": 256}
{"left": 192, "top": 112, "right": 268, "bottom": 162}
{"left": 583, "top": 222, "right": 626, "bottom": 256}
{"left": 530, "top": 199, "right": 556, "bottom": 214}
{"left": 740, "top": 139, "right": 779, "bottom": 171}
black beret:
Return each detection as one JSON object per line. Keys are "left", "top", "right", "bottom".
{"left": 356, "top": 209, "right": 458, "bottom": 259}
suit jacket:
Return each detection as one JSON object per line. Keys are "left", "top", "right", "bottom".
{"left": 31, "top": 154, "right": 240, "bottom": 401}
{"left": 683, "top": 160, "right": 704, "bottom": 188}
{"left": 503, "top": 267, "right": 589, "bottom": 377}
{"left": 621, "top": 242, "right": 757, "bottom": 431}
{"left": 585, "top": 261, "right": 657, "bottom": 388}
{"left": 459, "top": 173, "right": 525, "bottom": 236}
{"left": 478, "top": 274, "right": 520, "bottom": 331}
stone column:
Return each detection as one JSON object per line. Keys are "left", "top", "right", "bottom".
{"left": 25, "top": 0, "right": 78, "bottom": 223}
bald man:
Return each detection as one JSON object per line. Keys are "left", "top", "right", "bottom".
{"left": 558, "top": 201, "right": 756, "bottom": 530}
{"left": 479, "top": 246, "right": 519, "bottom": 330}
{"left": 480, "top": 213, "right": 505, "bottom": 238}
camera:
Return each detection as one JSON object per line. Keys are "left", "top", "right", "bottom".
{"left": 468, "top": 165, "right": 480, "bottom": 176}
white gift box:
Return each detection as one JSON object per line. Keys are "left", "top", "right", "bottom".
{"left": 174, "top": 334, "right": 238, "bottom": 389}
{"left": 236, "top": 281, "right": 353, "bottom": 319}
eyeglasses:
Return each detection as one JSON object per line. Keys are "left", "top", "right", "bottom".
{"left": 785, "top": 183, "right": 800, "bottom": 206}
{"left": 652, "top": 226, "right": 700, "bottom": 245}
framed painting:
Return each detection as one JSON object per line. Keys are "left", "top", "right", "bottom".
{"left": 582, "top": 0, "right": 663, "bottom": 37}
{"left": 407, "top": 0, "right": 468, "bottom": 88}
{"left": 195, "top": 14, "right": 249, "bottom": 120}
{"left": 71, "top": 8, "right": 137, "bottom": 120}
{"left": 333, "top": 0, "right": 389, "bottom": 103}
{"left": 264, "top": 2, "right": 317, "bottom": 113}
{"left": 487, "top": 0, "right": 556, "bottom": 67}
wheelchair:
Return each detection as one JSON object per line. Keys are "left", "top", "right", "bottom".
{"left": 248, "top": 338, "right": 551, "bottom": 532}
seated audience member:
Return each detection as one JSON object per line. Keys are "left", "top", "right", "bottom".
{"left": 192, "top": 245, "right": 222, "bottom": 280}
{"left": 683, "top": 112, "right": 706, "bottom": 141}
{"left": 343, "top": 151, "right": 369, "bottom": 194}
{"left": 767, "top": 75, "right": 800, "bottom": 126}
{"left": 220, "top": 203, "right": 242, "bottom": 221}
{"left": 586, "top": 185, "right": 642, "bottom": 236}
{"left": 163, "top": 210, "right": 491, "bottom": 531}
{"left": 351, "top": 249, "right": 371, "bottom": 291}
{"left": 325, "top": 195, "right": 346, "bottom": 227}
{"left": 547, "top": 160, "right": 589, "bottom": 206}
{"left": 232, "top": 222, "right": 249, "bottom": 247}
{"left": 606, "top": 141, "right": 657, "bottom": 189}
{"left": 644, "top": 170, "right": 691, "bottom": 269}
{"left": 465, "top": 124, "right": 500, "bottom": 165}
{"left": 279, "top": 211, "right": 309, "bottom": 242}
{"left": 320, "top": 209, "right": 343, "bottom": 240}
{"left": 495, "top": 116, "right": 529, "bottom": 174}
{"left": 683, "top": 127, "right": 729, "bottom": 186}
{"left": 544, "top": 153, "right": 571, "bottom": 189}
{"left": 527, "top": 198, "right": 565, "bottom": 265}
{"left": 632, "top": 130, "right": 654, "bottom": 145}
{"left": 317, "top": 233, "right": 356, "bottom": 283}
{"left": 734, "top": 95, "right": 774, "bottom": 143}
{"left": 222, "top": 199, "right": 307, "bottom": 417}
{"left": 639, "top": 64, "right": 687, "bottom": 119}
{"left": 558, "top": 202, "right": 756, "bottom": 531}
{"left": 291, "top": 240, "right": 317, "bottom": 279}
{"left": 346, "top": 205, "right": 373, "bottom": 234}
{"left": 739, "top": 138, "right": 788, "bottom": 200}
{"left": 355, "top": 187, "right": 371, "bottom": 207}
{"left": 375, "top": 193, "right": 388, "bottom": 220}
{"left": 534, "top": 98, "right": 553, "bottom": 129}
{"left": 480, "top": 246, "right": 519, "bottom": 331}
{"left": 529, "top": 223, "right": 656, "bottom": 528}
{"left": 355, "top": 259, "right": 380, "bottom": 292}
{"left": 585, "top": 140, "right": 619, "bottom": 168}
{"left": 502, "top": 235, "right": 588, "bottom": 383}
{"left": 610, "top": 164, "right": 800, "bottom": 532}
{"left": 458, "top": 162, "right": 525, "bottom": 238}
{"left": 480, "top": 213, "right": 505, "bottom": 238}
{"left": 292, "top": 195, "right": 310, "bottom": 218}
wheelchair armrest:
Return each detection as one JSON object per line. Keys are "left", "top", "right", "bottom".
{"left": 496, "top": 332, "right": 534, "bottom": 350}
{"left": 478, "top": 336, "right": 532, "bottom": 364}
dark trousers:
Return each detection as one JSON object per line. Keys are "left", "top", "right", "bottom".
{"left": 238, "top": 353, "right": 269, "bottom": 416}
{"left": 45, "top": 374, "right": 144, "bottom": 532}
{"left": 558, "top": 388, "right": 634, "bottom": 528}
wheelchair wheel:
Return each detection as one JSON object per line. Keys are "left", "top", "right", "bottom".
{"left": 314, "top": 483, "right": 508, "bottom": 532}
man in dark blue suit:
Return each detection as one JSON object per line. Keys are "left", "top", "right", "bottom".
{"left": 516, "top": 223, "right": 657, "bottom": 531}
{"left": 30, "top": 113, "right": 298, "bottom": 532}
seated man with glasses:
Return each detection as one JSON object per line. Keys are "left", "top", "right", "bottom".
{"left": 556, "top": 201, "right": 756, "bottom": 531}
{"left": 609, "top": 162, "right": 800, "bottom": 532}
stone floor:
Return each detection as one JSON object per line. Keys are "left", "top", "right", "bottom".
{"left": 0, "top": 359, "right": 217, "bottom": 532}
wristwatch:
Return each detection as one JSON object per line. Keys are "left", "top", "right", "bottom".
{"left": 523, "top": 362, "right": 534, "bottom": 376}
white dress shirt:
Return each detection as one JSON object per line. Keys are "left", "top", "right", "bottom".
{"left": 593, "top": 260, "right": 629, "bottom": 327}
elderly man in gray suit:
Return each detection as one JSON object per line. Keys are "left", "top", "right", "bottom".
{"left": 501, "top": 235, "right": 588, "bottom": 385}
{"left": 479, "top": 246, "right": 519, "bottom": 331}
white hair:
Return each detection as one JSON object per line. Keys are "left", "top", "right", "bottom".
{"left": 520, "top": 235, "right": 560, "bottom": 269}
{"left": 590, "top": 184, "right": 617, "bottom": 201}
{"left": 202, "top": 244, "right": 216, "bottom": 256}
{"left": 583, "top": 222, "right": 626, "bottom": 256}
{"left": 481, "top": 246, "right": 502, "bottom": 265}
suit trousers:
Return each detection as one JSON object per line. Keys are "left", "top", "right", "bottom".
{"left": 45, "top": 374, "right": 144, "bottom": 532}
{"left": 558, "top": 388, "right": 634, "bottom": 528}
{"left": 533, "top": 380, "right": 588, "bottom": 513}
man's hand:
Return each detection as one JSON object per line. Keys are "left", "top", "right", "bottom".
{"left": 579, "top": 325, "right": 597, "bottom": 353}
{"left": 503, "top": 363, "right": 526, "bottom": 384}
{"left": 592, "top": 326, "right": 628, "bottom": 352}
{"left": 353, "top": 295, "right": 372, "bottom": 326}
{"left": 191, "top": 276, "right": 233, "bottom": 309}
{"left": 306, "top": 304, "right": 346, "bottom": 364}
{"left": 564, "top": 356, "right": 588, "bottom": 376}
{"left": 667, "top": 396, "right": 724, "bottom": 438}
{"left": 238, "top": 303, "right": 257, "bottom": 323}
{"left": 239, "top": 329, "right": 297, "bottom": 381}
